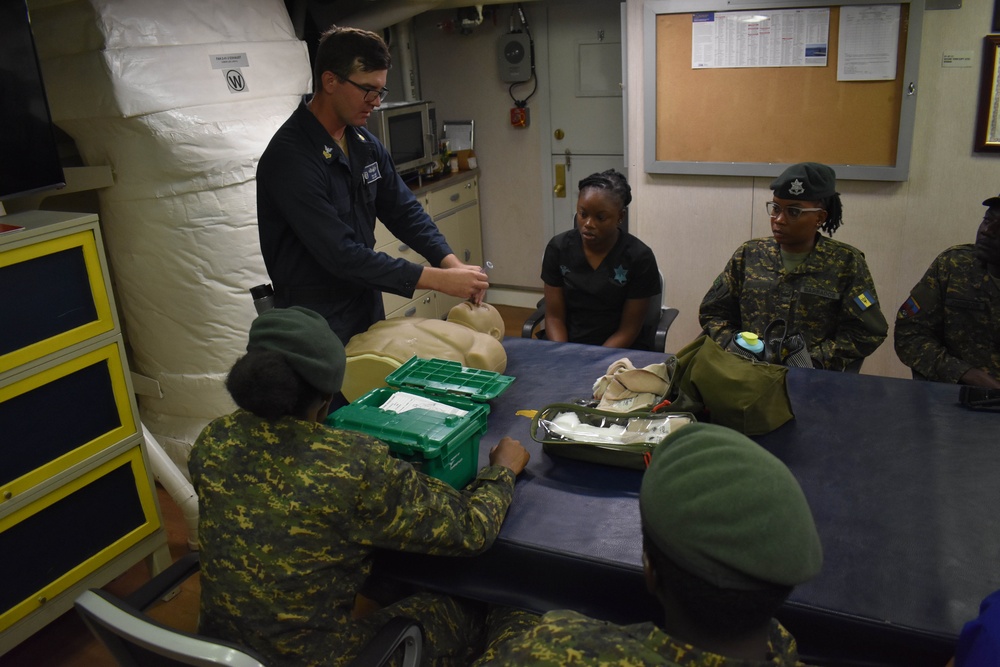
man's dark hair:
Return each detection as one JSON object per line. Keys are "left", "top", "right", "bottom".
{"left": 226, "top": 349, "right": 323, "bottom": 420}
{"left": 643, "top": 535, "right": 793, "bottom": 637}
{"left": 313, "top": 25, "right": 391, "bottom": 92}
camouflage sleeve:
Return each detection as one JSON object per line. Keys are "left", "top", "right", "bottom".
{"left": 698, "top": 248, "right": 745, "bottom": 347}
{"left": 811, "top": 253, "right": 888, "bottom": 371}
{"left": 893, "top": 257, "right": 972, "bottom": 382}
{"left": 477, "top": 611, "right": 807, "bottom": 666}
{"left": 353, "top": 449, "right": 516, "bottom": 557}
{"left": 475, "top": 611, "right": 648, "bottom": 666}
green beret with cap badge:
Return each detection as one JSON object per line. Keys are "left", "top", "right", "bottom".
{"left": 639, "top": 423, "right": 823, "bottom": 590}
{"left": 771, "top": 162, "right": 837, "bottom": 201}
{"left": 247, "top": 306, "right": 345, "bottom": 396}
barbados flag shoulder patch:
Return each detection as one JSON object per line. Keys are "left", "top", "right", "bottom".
{"left": 853, "top": 290, "right": 874, "bottom": 310}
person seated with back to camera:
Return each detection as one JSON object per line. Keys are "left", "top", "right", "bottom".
{"left": 540, "top": 168, "right": 661, "bottom": 349}
{"left": 893, "top": 193, "right": 1000, "bottom": 388}
{"left": 699, "top": 162, "right": 888, "bottom": 371}
{"left": 188, "top": 306, "right": 534, "bottom": 667}
{"left": 473, "top": 422, "right": 823, "bottom": 666}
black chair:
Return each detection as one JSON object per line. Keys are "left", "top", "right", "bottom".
{"left": 74, "top": 552, "right": 422, "bottom": 667}
{"left": 521, "top": 272, "right": 678, "bottom": 352}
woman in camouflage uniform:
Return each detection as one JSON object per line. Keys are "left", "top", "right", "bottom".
{"left": 189, "top": 306, "right": 530, "bottom": 666}
{"left": 699, "top": 162, "right": 887, "bottom": 371}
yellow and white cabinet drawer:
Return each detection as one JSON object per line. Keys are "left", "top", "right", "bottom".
{"left": 426, "top": 177, "right": 478, "bottom": 219}
{"left": 0, "top": 336, "right": 138, "bottom": 508}
{"left": 386, "top": 291, "right": 438, "bottom": 320}
{"left": 0, "top": 444, "right": 162, "bottom": 634}
{"left": 0, "top": 215, "right": 116, "bottom": 376}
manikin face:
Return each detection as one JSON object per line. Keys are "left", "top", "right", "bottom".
{"left": 575, "top": 187, "right": 623, "bottom": 249}
{"left": 975, "top": 205, "right": 1000, "bottom": 271}
{"left": 768, "top": 195, "right": 827, "bottom": 253}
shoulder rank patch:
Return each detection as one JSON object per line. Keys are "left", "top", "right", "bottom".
{"left": 853, "top": 290, "right": 875, "bottom": 310}
{"left": 897, "top": 295, "right": 920, "bottom": 319}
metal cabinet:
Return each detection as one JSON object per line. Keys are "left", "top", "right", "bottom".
{"left": 0, "top": 211, "right": 169, "bottom": 655}
{"left": 375, "top": 171, "right": 482, "bottom": 320}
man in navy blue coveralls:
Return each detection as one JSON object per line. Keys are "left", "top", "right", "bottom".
{"left": 257, "top": 25, "right": 487, "bottom": 345}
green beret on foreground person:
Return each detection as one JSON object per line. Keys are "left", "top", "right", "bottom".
{"left": 190, "top": 306, "right": 533, "bottom": 666}
{"left": 475, "top": 423, "right": 823, "bottom": 666}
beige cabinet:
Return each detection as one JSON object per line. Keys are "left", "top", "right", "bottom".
{"left": 0, "top": 211, "right": 169, "bottom": 655}
{"left": 375, "top": 171, "right": 482, "bottom": 320}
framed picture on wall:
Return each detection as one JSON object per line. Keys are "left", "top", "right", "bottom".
{"left": 994, "top": 0, "right": 1000, "bottom": 32}
{"left": 975, "top": 35, "right": 1000, "bottom": 153}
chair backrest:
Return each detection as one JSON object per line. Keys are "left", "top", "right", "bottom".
{"left": 75, "top": 589, "right": 268, "bottom": 667}
{"left": 635, "top": 270, "right": 667, "bottom": 351}
{"left": 75, "top": 550, "right": 422, "bottom": 667}
{"left": 522, "top": 269, "right": 676, "bottom": 352}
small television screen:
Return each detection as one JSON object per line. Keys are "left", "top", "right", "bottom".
{"left": 386, "top": 112, "right": 425, "bottom": 165}
{"left": 0, "top": 0, "right": 65, "bottom": 201}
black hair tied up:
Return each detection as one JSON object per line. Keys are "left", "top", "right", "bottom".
{"left": 578, "top": 169, "right": 632, "bottom": 209}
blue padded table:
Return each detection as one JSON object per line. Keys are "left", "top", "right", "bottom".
{"left": 378, "top": 337, "right": 1000, "bottom": 666}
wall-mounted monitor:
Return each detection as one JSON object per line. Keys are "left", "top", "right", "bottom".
{"left": 0, "top": 0, "right": 66, "bottom": 201}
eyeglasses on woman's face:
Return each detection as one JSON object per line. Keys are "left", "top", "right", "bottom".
{"left": 766, "top": 201, "right": 824, "bottom": 221}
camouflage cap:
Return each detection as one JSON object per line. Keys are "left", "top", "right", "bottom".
{"left": 639, "top": 423, "right": 822, "bottom": 590}
{"left": 770, "top": 162, "right": 837, "bottom": 201}
{"left": 247, "top": 306, "right": 345, "bottom": 395}
{"left": 982, "top": 195, "right": 1000, "bottom": 207}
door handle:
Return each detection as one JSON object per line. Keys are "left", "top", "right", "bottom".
{"left": 554, "top": 163, "right": 566, "bottom": 198}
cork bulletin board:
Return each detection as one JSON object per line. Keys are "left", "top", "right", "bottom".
{"left": 642, "top": 1, "right": 925, "bottom": 181}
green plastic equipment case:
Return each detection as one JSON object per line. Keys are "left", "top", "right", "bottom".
{"left": 326, "top": 357, "right": 514, "bottom": 488}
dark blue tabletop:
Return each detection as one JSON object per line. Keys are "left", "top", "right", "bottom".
{"left": 382, "top": 337, "right": 1000, "bottom": 666}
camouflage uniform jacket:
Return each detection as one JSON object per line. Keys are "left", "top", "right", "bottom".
{"left": 188, "top": 410, "right": 515, "bottom": 666}
{"left": 478, "top": 609, "right": 806, "bottom": 666}
{"left": 893, "top": 244, "right": 1000, "bottom": 383}
{"left": 699, "top": 235, "right": 888, "bottom": 371}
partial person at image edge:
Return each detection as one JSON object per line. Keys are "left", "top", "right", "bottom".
{"left": 894, "top": 195, "right": 1000, "bottom": 388}
{"left": 474, "top": 422, "right": 823, "bottom": 666}
{"left": 256, "top": 25, "right": 488, "bottom": 345}
{"left": 699, "top": 162, "right": 888, "bottom": 371}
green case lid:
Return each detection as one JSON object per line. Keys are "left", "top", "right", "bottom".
{"left": 384, "top": 357, "right": 514, "bottom": 402}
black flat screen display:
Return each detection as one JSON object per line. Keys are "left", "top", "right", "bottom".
{"left": 0, "top": 0, "right": 65, "bottom": 201}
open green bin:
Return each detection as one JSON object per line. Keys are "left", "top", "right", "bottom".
{"left": 326, "top": 357, "right": 514, "bottom": 488}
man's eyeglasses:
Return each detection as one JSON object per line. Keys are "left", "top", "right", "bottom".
{"left": 766, "top": 202, "right": 824, "bottom": 221}
{"left": 340, "top": 77, "right": 388, "bottom": 103}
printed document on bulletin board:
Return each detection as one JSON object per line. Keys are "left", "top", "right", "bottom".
{"left": 691, "top": 9, "right": 829, "bottom": 69}
{"left": 837, "top": 4, "right": 900, "bottom": 81}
